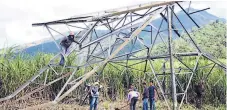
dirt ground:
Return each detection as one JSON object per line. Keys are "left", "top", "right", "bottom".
{"left": 0, "top": 96, "right": 224, "bottom": 110}
{"left": 22, "top": 101, "right": 141, "bottom": 110}
{"left": 0, "top": 99, "right": 145, "bottom": 110}
{"left": 0, "top": 98, "right": 198, "bottom": 110}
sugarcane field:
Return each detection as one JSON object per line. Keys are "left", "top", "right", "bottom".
{"left": 0, "top": 1, "right": 226, "bottom": 110}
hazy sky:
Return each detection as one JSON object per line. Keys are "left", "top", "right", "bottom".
{"left": 0, "top": 0, "right": 226, "bottom": 49}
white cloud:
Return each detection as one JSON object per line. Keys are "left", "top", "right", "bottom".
{"left": 0, "top": 0, "right": 226, "bottom": 49}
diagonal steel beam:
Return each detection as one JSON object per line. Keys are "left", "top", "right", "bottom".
{"left": 148, "top": 59, "right": 170, "bottom": 109}
{"left": 178, "top": 55, "right": 201, "bottom": 109}
{"left": 176, "top": 2, "right": 200, "bottom": 28}
{"left": 53, "top": 7, "right": 165, "bottom": 103}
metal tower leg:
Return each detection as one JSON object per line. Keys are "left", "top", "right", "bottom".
{"left": 167, "top": 5, "right": 177, "bottom": 109}
{"left": 54, "top": 68, "right": 79, "bottom": 101}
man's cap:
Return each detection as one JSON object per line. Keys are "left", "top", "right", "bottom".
{"left": 93, "top": 82, "right": 99, "bottom": 85}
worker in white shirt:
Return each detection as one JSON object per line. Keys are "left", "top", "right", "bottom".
{"left": 127, "top": 87, "right": 140, "bottom": 110}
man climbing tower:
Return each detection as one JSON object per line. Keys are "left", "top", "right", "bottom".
{"left": 59, "top": 32, "right": 80, "bottom": 66}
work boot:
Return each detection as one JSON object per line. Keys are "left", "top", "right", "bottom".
{"left": 79, "top": 43, "right": 82, "bottom": 50}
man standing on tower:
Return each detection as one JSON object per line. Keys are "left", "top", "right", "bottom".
{"left": 59, "top": 32, "right": 80, "bottom": 66}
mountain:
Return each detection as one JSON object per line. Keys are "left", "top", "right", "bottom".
{"left": 20, "top": 8, "right": 226, "bottom": 55}
{"left": 139, "top": 8, "right": 225, "bottom": 45}
{"left": 150, "top": 21, "right": 226, "bottom": 58}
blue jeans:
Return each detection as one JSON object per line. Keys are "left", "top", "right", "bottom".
{"left": 59, "top": 54, "right": 65, "bottom": 65}
{"left": 143, "top": 98, "right": 148, "bottom": 110}
{"left": 149, "top": 98, "right": 155, "bottom": 110}
{"left": 90, "top": 97, "right": 98, "bottom": 110}
{"left": 59, "top": 46, "right": 67, "bottom": 65}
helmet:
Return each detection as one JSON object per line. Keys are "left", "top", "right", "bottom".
{"left": 69, "top": 31, "right": 74, "bottom": 35}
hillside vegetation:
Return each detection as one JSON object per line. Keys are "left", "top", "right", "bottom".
{"left": 152, "top": 21, "right": 226, "bottom": 59}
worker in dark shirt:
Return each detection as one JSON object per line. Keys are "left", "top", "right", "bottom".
{"left": 90, "top": 82, "right": 103, "bottom": 110}
{"left": 59, "top": 32, "right": 80, "bottom": 66}
{"left": 85, "top": 84, "right": 92, "bottom": 105}
{"left": 142, "top": 82, "right": 149, "bottom": 110}
{"left": 195, "top": 80, "right": 205, "bottom": 109}
{"left": 148, "top": 80, "right": 156, "bottom": 110}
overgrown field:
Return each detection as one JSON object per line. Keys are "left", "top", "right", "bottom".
{"left": 0, "top": 51, "right": 226, "bottom": 109}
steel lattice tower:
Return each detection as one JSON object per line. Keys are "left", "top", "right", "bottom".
{"left": 0, "top": 1, "right": 226, "bottom": 109}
